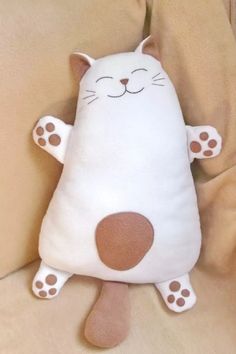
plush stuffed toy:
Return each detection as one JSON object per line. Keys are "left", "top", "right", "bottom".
{"left": 32, "top": 36, "right": 222, "bottom": 348}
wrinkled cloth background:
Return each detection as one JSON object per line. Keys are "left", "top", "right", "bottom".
{"left": 150, "top": 0, "right": 236, "bottom": 274}
{"left": 1, "top": 0, "right": 236, "bottom": 353}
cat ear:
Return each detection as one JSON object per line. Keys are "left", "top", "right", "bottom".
{"left": 135, "top": 36, "right": 160, "bottom": 61}
{"left": 70, "top": 52, "right": 95, "bottom": 82}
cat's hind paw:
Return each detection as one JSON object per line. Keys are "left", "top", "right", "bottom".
{"left": 32, "top": 261, "right": 72, "bottom": 300}
{"left": 155, "top": 273, "right": 196, "bottom": 313}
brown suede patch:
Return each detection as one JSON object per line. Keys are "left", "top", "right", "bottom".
{"left": 95, "top": 212, "right": 154, "bottom": 271}
{"left": 84, "top": 281, "right": 130, "bottom": 348}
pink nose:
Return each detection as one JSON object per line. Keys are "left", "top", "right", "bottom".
{"left": 120, "top": 78, "right": 129, "bottom": 85}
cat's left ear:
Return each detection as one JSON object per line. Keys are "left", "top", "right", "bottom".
{"left": 70, "top": 52, "right": 95, "bottom": 82}
{"left": 135, "top": 36, "right": 160, "bottom": 61}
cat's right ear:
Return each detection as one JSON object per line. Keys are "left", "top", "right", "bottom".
{"left": 70, "top": 53, "right": 95, "bottom": 82}
{"left": 135, "top": 36, "right": 160, "bottom": 61}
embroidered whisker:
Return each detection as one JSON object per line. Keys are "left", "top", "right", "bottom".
{"left": 152, "top": 83, "right": 165, "bottom": 86}
{"left": 83, "top": 94, "right": 96, "bottom": 99}
{"left": 153, "top": 78, "right": 165, "bottom": 81}
{"left": 152, "top": 73, "right": 161, "bottom": 79}
{"left": 86, "top": 90, "right": 96, "bottom": 93}
{"left": 87, "top": 97, "right": 99, "bottom": 105}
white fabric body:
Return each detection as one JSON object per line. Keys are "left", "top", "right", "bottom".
{"left": 39, "top": 51, "right": 201, "bottom": 284}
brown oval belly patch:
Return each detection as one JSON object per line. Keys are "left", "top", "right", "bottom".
{"left": 95, "top": 212, "right": 154, "bottom": 271}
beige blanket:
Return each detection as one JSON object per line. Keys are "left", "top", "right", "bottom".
{"left": 150, "top": 0, "right": 236, "bottom": 273}
{"left": 1, "top": 261, "right": 236, "bottom": 354}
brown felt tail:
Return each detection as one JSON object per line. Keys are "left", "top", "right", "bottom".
{"left": 84, "top": 281, "right": 130, "bottom": 348}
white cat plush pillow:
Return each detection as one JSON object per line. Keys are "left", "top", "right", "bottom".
{"left": 32, "top": 37, "right": 222, "bottom": 348}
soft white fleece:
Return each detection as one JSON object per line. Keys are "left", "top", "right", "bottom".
{"left": 38, "top": 46, "right": 203, "bottom": 284}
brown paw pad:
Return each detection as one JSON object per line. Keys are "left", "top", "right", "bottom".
{"left": 190, "top": 141, "right": 201, "bottom": 153}
{"left": 208, "top": 139, "right": 217, "bottom": 148}
{"left": 38, "top": 138, "right": 46, "bottom": 146}
{"left": 49, "top": 288, "right": 57, "bottom": 295}
{"left": 203, "top": 150, "right": 213, "bottom": 157}
{"left": 181, "top": 289, "right": 190, "bottom": 297}
{"left": 199, "top": 132, "right": 209, "bottom": 141}
{"left": 176, "top": 297, "right": 185, "bottom": 307}
{"left": 46, "top": 123, "right": 55, "bottom": 132}
{"left": 169, "top": 281, "right": 181, "bottom": 292}
{"left": 35, "top": 281, "right": 44, "bottom": 289}
{"left": 39, "top": 290, "right": 47, "bottom": 298}
{"left": 36, "top": 126, "right": 44, "bottom": 136}
{"left": 45, "top": 274, "right": 57, "bottom": 285}
{"left": 167, "top": 294, "right": 175, "bottom": 303}
{"left": 48, "top": 134, "right": 61, "bottom": 146}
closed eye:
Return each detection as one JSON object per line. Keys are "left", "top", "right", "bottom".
{"left": 131, "top": 68, "right": 148, "bottom": 74}
{"left": 96, "top": 76, "right": 113, "bottom": 83}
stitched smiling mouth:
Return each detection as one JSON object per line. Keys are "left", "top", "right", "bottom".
{"left": 107, "top": 86, "right": 144, "bottom": 98}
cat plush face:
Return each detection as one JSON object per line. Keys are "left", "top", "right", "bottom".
{"left": 70, "top": 37, "right": 167, "bottom": 107}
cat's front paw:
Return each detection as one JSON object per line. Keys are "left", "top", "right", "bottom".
{"left": 33, "top": 116, "right": 62, "bottom": 148}
{"left": 187, "top": 125, "right": 222, "bottom": 162}
{"left": 32, "top": 116, "right": 72, "bottom": 163}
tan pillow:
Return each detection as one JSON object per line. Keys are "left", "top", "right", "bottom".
{"left": 0, "top": 0, "right": 146, "bottom": 277}
{"left": 223, "top": 0, "right": 236, "bottom": 37}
